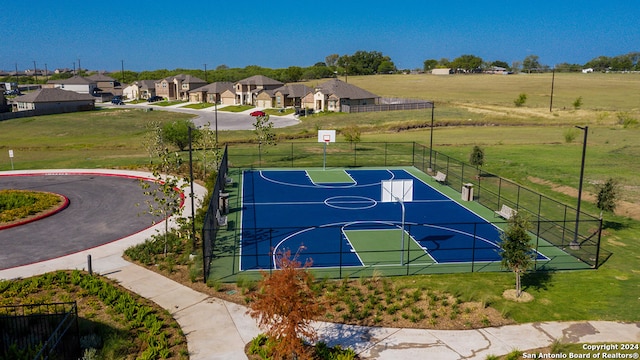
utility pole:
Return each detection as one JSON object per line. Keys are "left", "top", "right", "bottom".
{"left": 549, "top": 68, "right": 555, "bottom": 112}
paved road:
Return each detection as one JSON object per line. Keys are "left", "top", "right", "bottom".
{"left": 0, "top": 173, "right": 163, "bottom": 270}
{"left": 107, "top": 102, "right": 301, "bottom": 130}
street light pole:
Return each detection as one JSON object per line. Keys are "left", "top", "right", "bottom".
{"left": 571, "top": 125, "right": 588, "bottom": 248}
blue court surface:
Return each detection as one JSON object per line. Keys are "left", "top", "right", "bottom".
{"left": 239, "top": 168, "right": 546, "bottom": 271}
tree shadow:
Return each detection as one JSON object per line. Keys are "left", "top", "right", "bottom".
{"left": 522, "top": 269, "right": 554, "bottom": 292}
{"left": 602, "top": 220, "right": 628, "bottom": 231}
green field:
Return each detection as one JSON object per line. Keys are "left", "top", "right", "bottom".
{"left": 1, "top": 73, "right": 638, "bottom": 324}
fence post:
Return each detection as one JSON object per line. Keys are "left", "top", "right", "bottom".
{"left": 87, "top": 254, "right": 92, "bottom": 275}
{"left": 471, "top": 224, "right": 476, "bottom": 273}
{"left": 594, "top": 216, "right": 603, "bottom": 268}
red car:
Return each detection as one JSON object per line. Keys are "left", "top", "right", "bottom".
{"left": 250, "top": 110, "right": 266, "bottom": 117}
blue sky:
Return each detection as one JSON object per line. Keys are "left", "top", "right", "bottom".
{"left": 2, "top": 1, "right": 638, "bottom": 72}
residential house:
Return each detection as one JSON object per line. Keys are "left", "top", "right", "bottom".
{"left": 235, "top": 75, "right": 283, "bottom": 105}
{"left": 47, "top": 76, "right": 98, "bottom": 95}
{"left": 312, "top": 78, "right": 379, "bottom": 112}
{"left": 9, "top": 88, "right": 95, "bottom": 113}
{"left": 188, "top": 81, "right": 235, "bottom": 103}
{"left": 273, "top": 84, "right": 313, "bottom": 108}
{"left": 255, "top": 90, "right": 276, "bottom": 108}
{"left": 86, "top": 73, "right": 122, "bottom": 96}
{"left": 123, "top": 80, "right": 157, "bottom": 100}
{"left": 155, "top": 74, "right": 207, "bottom": 101}
{"left": 220, "top": 89, "right": 237, "bottom": 105}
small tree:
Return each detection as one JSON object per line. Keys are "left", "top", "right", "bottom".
{"left": 499, "top": 213, "right": 534, "bottom": 298}
{"left": 248, "top": 248, "right": 321, "bottom": 360}
{"left": 142, "top": 120, "right": 164, "bottom": 163}
{"left": 139, "top": 148, "right": 187, "bottom": 256}
{"left": 469, "top": 145, "right": 484, "bottom": 170}
{"left": 596, "top": 178, "right": 620, "bottom": 213}
{"left": 573, "top": 96, "right": 583, "bottom": 110}
{"left": 514, "top": 93, "right": 527, "bottom": 107}
{"left": 342, "top": 125, "right": 361, "bottom": 149}
{"left": 254, "top": 114, "right": 276, "bottom": 165}
{"left": 163, "top": 119, "right": 199, "bottom": 151}
{"left": 195, "top": 122, "right": 221, "bottom": 179}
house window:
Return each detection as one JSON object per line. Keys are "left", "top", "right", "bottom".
{"left": 162, "top": 82, "right": 167, "bottom": 88}
{"left": 276, "top": 96, "right": 281, "bottom": 106}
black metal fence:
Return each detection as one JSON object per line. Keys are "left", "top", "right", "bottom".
{"left": 0, "top": 302, "right": 80, "bottom": 360}
{"left": 202, "top": 145, "right": 229, "bottom": 282}
{"left": 201, "top": 141, "right": 608, "bottom": 282}
{"left": 426, "top": 147, "right": 607, "bottom": 268}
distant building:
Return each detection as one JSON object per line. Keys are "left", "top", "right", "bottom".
{"left": 155, "top": 74, "right": 207, "bottom": 101}
{"left": 47, "top": 76, "right": 98, "bottom": 95}
{"left": 9, "top": 88, "right": 95, "bottom": 113}
{"left": 431, "top": 68, "right": 453, "bottom": 75}
{"left": 582, "top": 68, "right": 594, "bottom": 73}
{"left": 123, "top": 80, "right": 157, "bottom": 100}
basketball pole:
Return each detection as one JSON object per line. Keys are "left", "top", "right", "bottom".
{"left": 392, "top": 194, "right": 406, "bottom": 266}
{"left": 323, "top": 140, "right": 327, "bottom": 170}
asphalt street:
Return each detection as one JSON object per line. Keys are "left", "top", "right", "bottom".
{"left": 0, "top": 173, "right": 163, "bottom": 270}
{"left": 113, "top": 102, "right": 301, "bottom": 130}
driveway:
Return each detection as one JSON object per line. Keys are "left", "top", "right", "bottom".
{"left": 105, "top": 102, "right": 301, "bottom": 130}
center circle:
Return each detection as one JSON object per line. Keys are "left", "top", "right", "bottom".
{"left": 324, "top": 196, "right": 377, "bottom": 210}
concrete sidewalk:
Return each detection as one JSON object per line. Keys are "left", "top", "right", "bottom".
{"left": 103, "top": 262, "right": 640, "bottom": 360}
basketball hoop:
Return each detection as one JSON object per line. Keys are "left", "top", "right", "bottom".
{"left": 318, "top": 130, "right": 336, "bottom": 170}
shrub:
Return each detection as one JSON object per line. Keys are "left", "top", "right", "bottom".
{"left": 513, "top": 93, "right": 527, "bottom": 107}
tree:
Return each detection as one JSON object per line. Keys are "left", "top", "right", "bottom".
{"left": 596, "top": 178, "right": 620, "bottom": 213}
{"left": 163, "top": 119, "right": 198, "bottom": 151}
{"left": 469, "top": 145, "right": 484, "bottom": 169}
{"left": 248, "top": 248, "right": 321, "bottom": 360}
{"left": 491, "top": 60, "right": 511, "bottom": 71}
{"left": 342, "top": 125, "right": 361, "bottom": 149}
{"left": 522, "top": 55, "right": 541, "bottom": 73}
{"left": 499, "top": 213, "right": 535, "bottom": 298}
{"left": 142, "top": 120, "right": 164, "bottom": 163}
{"left": 451, "top": 54, "right": 483, "bottom": 73}
{"left": 423, "top": 59, "right": 438, "bottom": 72}
{"left": 325, "top": 54, "right": 339, "bottom": 67}
{"left": 139, "top": 148, "right": 187, "bottom": 256}
{"left": 254, "top": 114, "right": 276, "bottom": 164}
{"left": 195, "top": 122, "right": 221, "bottom": 180}
{"left": 377, "top": 60, "right": 396, "bottom": 74}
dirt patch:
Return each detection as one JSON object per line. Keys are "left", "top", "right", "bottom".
{"left": 502, "top": 289, "right": 534, "bottom": 303}
{"left": 528, "top": 177, "right": 640, "bottom": 221}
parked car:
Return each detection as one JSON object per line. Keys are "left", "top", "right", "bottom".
{"left": 250, "top": 110, "right": 266, "bottom": 117}
{"left": 147, "top": 96, "right": 164, "bottom": 102}
{"left": 111, "top": 99, "right": 125, "bottom": 105}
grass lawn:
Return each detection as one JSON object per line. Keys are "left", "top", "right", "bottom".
{"left": 1, "top": 73, "right": 638, "bottom": 328}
